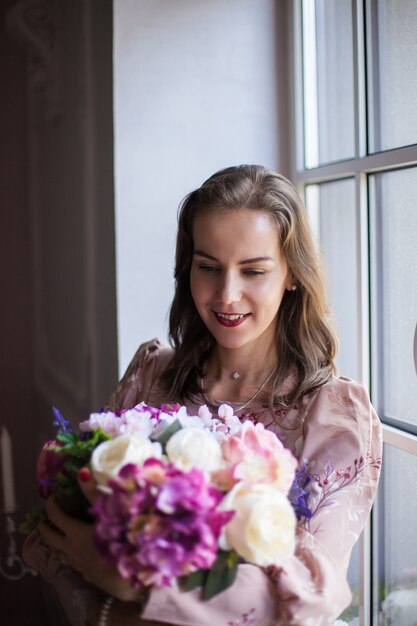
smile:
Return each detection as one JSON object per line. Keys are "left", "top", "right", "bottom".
{"left": 213, "top": 312, "right": 250, "bottom": 327}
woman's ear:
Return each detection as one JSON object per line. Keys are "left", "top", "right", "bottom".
{"left": 286, "top": 274, "right": 297, "bottom": 291}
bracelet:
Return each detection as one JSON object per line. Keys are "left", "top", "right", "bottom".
{"left": 98, "top": 595, "right": 114, "bottom": 626}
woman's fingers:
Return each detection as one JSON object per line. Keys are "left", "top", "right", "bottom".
{"left": 77, "top": 467, "right": 100, "bottom": 505}
{"left": 45, "top": 495, "right": 83, "bottom": 534}
{"left": 38, "top": 519, "right": 66, "bottom": 552}
{"left": 41, "top": 497, "right": 96, "bottom": 575}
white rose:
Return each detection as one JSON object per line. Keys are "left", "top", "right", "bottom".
{"left": 219, "top": 482, "right": 296, "bottom": 567}
{"left": 165, "top": 427, "right": 223, "bottom": 473}
{"left": 91, "top": 434, "right": 163, "bottom": 488}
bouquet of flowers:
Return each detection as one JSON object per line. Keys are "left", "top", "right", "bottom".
{"left": 22, "top": 402, "right": 311, "bottom": 599}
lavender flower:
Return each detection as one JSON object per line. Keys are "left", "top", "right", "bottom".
{"left": 53, "top": 406, "right": 72, "bottom": 433}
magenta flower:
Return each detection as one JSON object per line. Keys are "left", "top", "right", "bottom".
{"left": 92, "top": 458, "right": 233, "bottom": 588}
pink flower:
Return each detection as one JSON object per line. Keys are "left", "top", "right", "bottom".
{"left": 220, "top": 421, "right": 297, "bottom": 494}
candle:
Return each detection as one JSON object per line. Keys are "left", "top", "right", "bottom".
{"left": 1, "top": 426, "right": 16, "bottom": 514}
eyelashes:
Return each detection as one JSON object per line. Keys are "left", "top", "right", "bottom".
{"left": 243, "top": 269, "right": 266, "bottom": 277}
{"left": 198, "top": 264, "right": 219, "bottom": 273}
{"left": 197, "top": 264, "right": 266, "bottom": 277}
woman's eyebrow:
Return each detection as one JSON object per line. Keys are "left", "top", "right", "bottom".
{"left": 239, "top": 256, "right": 274, "bottom": 265}
{"left": 194, "top": 250, "right": 218, "bottom": 261}
{"left": 193, "top": 250, "right": 274, "bottom": 264}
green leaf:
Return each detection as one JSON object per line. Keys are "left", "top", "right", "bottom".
{"left": 57, "top": 432, "right": 75, "bottom": 444}
{"left": 153, "top": 419, "right": 183, "bottom": 447}
{"left": 202, "top": 551, "right": 239, "bottom": 600}
{"left": 182, "top": 568, "right": 208, "bottom": 592}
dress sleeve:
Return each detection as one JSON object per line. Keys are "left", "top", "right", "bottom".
{"left": 23, "top": 530, "right": 100, "bottom": 626}
{"left": 106, "top": 338, "right": 173, "bottom": 410}
{"left": 271, "top": 376, "right": 382, "bottom": 625}
{"left": 142, "top": 377, "right": 382, "bottom": 626}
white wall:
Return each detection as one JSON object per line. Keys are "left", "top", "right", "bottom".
{"left": 113, "top": 0, "right": 288, "bottom": 374}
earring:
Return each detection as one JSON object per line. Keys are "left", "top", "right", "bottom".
{"left": 288, "top": 285, "right": 297, "bottom": 291}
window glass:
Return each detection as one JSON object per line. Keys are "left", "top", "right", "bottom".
{"left": 370, "top": 168, "right": 417, "bottom": 428}
{"left": 306, "top": 179, "right": 359, "bottom": 380}
{"left": 340, "top": 541, "right": 360, "bottom": 623}
{"left": 374, "top": 444, "right": 417, "bottom": 624}
{"left": 302, "top": 0, "right": 355, "bottom": 167}
{"left": 367, "top": 0, "right": 417, "bottom": 152}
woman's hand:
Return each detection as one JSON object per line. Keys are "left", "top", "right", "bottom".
{"left": 38, "top": 470, "right": 142, "bottom": 602}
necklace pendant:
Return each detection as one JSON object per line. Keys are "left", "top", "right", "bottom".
{"left": 231, "top": 371, "right": 240, "bottom": 380}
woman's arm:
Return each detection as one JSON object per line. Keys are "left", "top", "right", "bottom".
{"left": 269, "top": 377, "right": 382, "bottom": 624}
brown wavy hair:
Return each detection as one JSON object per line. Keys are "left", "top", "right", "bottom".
{"left": 163, "top": 164, "right": 337, "bottom": 406}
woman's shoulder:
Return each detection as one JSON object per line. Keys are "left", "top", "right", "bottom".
{"left": 320, "top": 374, "right": 371, "bottom": 400}
{"left": 296, "top": 375, "right": 382, "bottom": 481}
{"left": 303, "top": 374, "right": 372, "bottom": 406}
{"left": 303, "top": 374, "right": 381, "bottom": 437}
{"left": 106, "top": 338, "right": 175, "bottom": 410}
{"left": 129, "top": 338, "right": 175, "bottom": 371}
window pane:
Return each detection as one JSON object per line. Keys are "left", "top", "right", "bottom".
{"left": 370, "top": 168, "right": 417, "bottom": 428}
{"left": 340, "top": 541, "right": 361, "bottom": 623}
{"left": 367, "top": 0, "right": 417, "bottom": 152}
{"left": 374, "top": 444, "right": 417, "bottom": 624}
{"left": 302, "top": 0, "right": 355, "bottom": 167}
{"left": 306, "top": 179, "right": 360, "bottom": 380}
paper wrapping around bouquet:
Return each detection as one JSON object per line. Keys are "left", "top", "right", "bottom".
{"left": 142, "top": 563, "right": 277, "bottom": 626}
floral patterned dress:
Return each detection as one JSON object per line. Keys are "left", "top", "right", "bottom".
{"left": 105, "top": 339, "right": 382, "bottom": 626}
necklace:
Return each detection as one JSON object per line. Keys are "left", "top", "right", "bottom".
{"left": 200, "top": 366, "right": 277, "bottom": 413}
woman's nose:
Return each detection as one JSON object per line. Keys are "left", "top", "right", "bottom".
{"left": 217, "top": 272, "right": 241, "bottom": 305}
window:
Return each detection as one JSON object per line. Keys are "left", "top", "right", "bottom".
{"left": 290, "top": 1, "right": 417, "bottom": 624}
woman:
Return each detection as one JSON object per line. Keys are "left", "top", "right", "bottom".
{"left": 25, "top": 165, "right": 382, "bottom": 626}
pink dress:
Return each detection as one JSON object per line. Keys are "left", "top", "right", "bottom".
{"left": 24, "top": 339, "right": 382, "bottom": 626}
{"left": 106, "top": 340, "right": 383, "bottom": 626}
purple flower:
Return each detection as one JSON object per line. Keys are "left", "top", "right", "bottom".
{"left": 288, "top": 463, "right": 312, "bottom": 520}
{"left": 92, "top": 458, "right": 233, "bottom": 589}
{"left": 53, "top": 406, "right": 72, "bottom": 433}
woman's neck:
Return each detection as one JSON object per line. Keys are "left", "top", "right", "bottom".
{"left": 203, "top": 343, "right": 278, "bottom": 402}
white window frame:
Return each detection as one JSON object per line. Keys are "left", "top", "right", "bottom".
{"left": 288, "top": 1, "right": 417, "bottom": 624}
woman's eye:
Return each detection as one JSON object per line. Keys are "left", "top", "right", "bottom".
{"left": 243, "top": 269, "right": 266, "bottom": 277}
{"left": 198, "top": 264, "right": 219, "bottom": 273}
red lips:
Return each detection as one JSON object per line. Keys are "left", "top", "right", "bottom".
{"left": 213, "top": 312, "right": 250, "bottom": 327}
